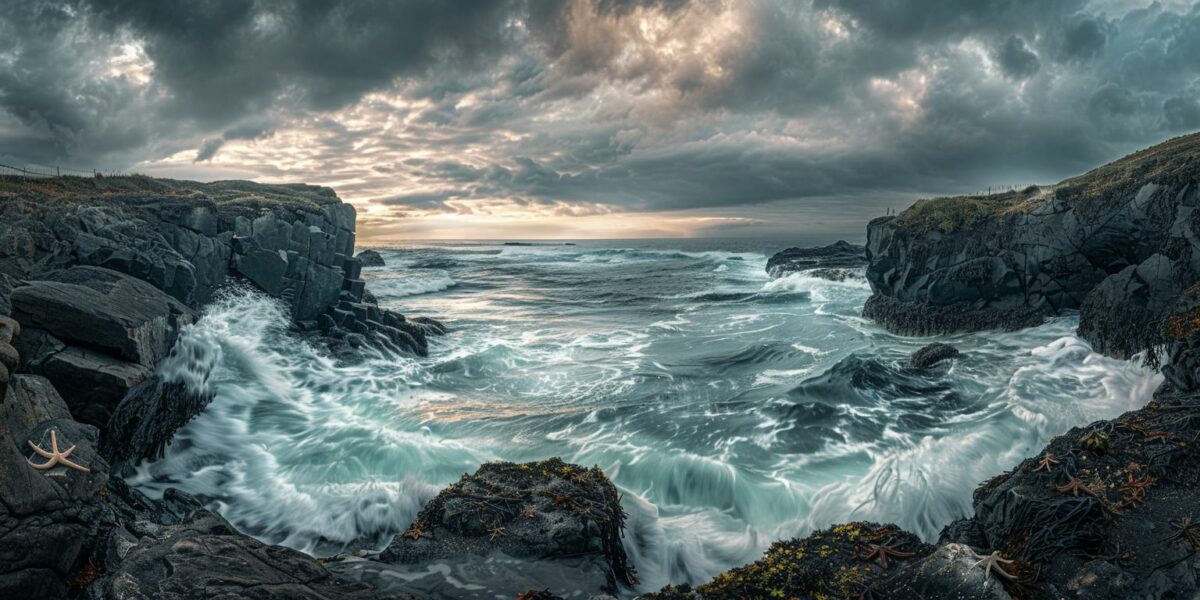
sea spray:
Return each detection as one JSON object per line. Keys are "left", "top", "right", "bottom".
{"left": 130, "top": 240, "right": 1162, "bottom": 592}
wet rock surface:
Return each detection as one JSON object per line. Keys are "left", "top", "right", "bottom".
{"left": 356, "top": 249, "right": 386, "bottom": 267}
{"left": 0, "top": 175, "right": 450, "bottom": 598}
{"left": 864, "top": 132, "right": 1200, "bottom": 350}
{"left": 645, "top": 134, "right": 1200, "bottom": 600}
{"left": 908, "top": 342, "right": 961, "bottom": 369}
{"left": 380, "top": 458, "right": 635, "bottom": 595}
{"left": 641, "top": 523, "right": 935, "bottom": 599}
{"left": 765, "top": 240, "right": 867, "bottom": 280}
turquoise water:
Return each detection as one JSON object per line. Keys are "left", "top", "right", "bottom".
{"left": 130, "top": 239, "right": 1161, "bottom": 592}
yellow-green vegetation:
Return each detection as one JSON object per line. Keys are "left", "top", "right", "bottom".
{"left": 646, "top": 522, "right": 929, "bottom": 600}
{"left": 895, "top": 131, "right": 1200, "bottom": 233}
{"left": 897, "top": 190, "right": 1031, "bottom": 233}
{"left": 0, "top": 173, "right": 336, "bottom": 216}
{"left": 1056, "top": 131, "right": 1200, "bottom": 208}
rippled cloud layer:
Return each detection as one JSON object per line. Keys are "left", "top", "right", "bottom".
{"left": 1, "top": 0, "right": 1198, "bottom": 238}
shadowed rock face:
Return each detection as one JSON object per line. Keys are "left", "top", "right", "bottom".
{"left": 0, "top": 175, "right": 451, "bottom": 597}
{"left": 865, "top": 132, "right": 1200, "bottom": 354}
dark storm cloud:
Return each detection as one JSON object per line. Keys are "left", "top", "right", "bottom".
{"left": 0, "top": 0, "right": 1198, "bottom": 225}
{"left": 995, "top": 36, "right": 1040, "bottom": 79}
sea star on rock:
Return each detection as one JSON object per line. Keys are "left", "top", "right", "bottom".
{"left": 520, "top": 505, "right": 537, "bottom": 519}
{"left": 27, "top": 430, "right": 90, "bottom": 473}
{"left": 488, "top": 526, "right": 508, "bottom": 540}
{"left": 1145, "top": 430, "right": 1175, "bottom": 445}
{"left": 1118, "top": 473, "right": 1155, "bottom": 506}
{"left": 1030, "top": 452, "right": 1061, "bottom": 473}
{"left": 970, "top": 550, "right": 1017, "bottom": 583}
{"left": 402, "top": 522, "right": 429, "bottom": 540}
{"left": 1053, "top": 477, "right": 1098, "bottom": 498}
{"left": 856, "top": 538, "right": 916, "bottom": 568}
{"left": 1164, "top": 517, "right": 1200, "bottom": 550}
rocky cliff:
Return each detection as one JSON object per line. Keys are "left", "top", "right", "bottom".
{"left": 863, "top": 132, "right": 1200, "bottom": 360}
{"left": 0, "top": 175, "right": 460, "bottom": 598}
{"left": 651, "top": 133, "right": 1200, "bottom": 599}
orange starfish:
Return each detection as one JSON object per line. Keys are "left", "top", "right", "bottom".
{"left": 27, "top": 430, "right": 90, "bottom": 473}
{"left": 1030, "top": 453, "right": 1061, "bottom": 473}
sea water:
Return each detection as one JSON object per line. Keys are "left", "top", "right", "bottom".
{"left": 129, "top": 238, "right": 1161, "bottom": 592}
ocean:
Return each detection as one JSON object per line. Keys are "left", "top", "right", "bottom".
{"left": 128, "top": 238, "right": 1161, "bottom": 593}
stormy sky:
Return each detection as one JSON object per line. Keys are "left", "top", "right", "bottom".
{"left": 1, "top": 1, "right": 1198, "bottom": 240}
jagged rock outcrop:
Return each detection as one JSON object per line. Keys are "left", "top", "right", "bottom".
{"left": 765, "top": 240, "right": 866, "bottom": 280}
{"left": 0, "top": 175, "right": 451, "bottom": 598}
{"left": 864, "top": 133, "right": 1200, "bottom": 354}
{"left": 11, "top": 266, "right": 195, "bottom": 367}
{"left": 376, "top": 458, "right": 635, "bottom": 597}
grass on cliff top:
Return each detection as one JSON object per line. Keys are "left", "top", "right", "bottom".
{"left": 0, "top": 174, "right": 339, "bottom": 213}
{"left": 897, "top": 131, "right": 1200, "bottom": 233}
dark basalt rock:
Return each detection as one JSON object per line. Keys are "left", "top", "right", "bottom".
{"left": 640, "top": 522, "right": 935, "bottom": 600}
{"left": 0, "top": 315, "right": 17, "bottom": 398}
{"left": 102, "top": 375, "right": 214, "bottom": 466}
{"left": 765, "top": 240, "right": 867, "bottom": 279}
{"left": 88, "top": 507, "right": 404, "bottom": 600}
{"left": 0, "top": 379, "right": 109, "bottom": 599}
{"left": 380, "top": 458, "right": 635, "bottom": 594}
{"left": 908, "top": 342, "right": 961, "bottom": 369}
{"left": 33, "top": 345, "right": 152, "bottom": 430}
{"left": 11, "top": 266, "right": 195, "bottom": 367}
{"left": 865, "top": 132, "right": 1200, "bottom": 352}
{"left": 356, "top": 249, "right": 386, "bottom": 267}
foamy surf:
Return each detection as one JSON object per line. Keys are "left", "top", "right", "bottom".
{"left": 131, "top": 240, "right": 1162, "bottom": 594}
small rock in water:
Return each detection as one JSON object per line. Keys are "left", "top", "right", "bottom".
{"left": 766, "top": 240, "right": 867, "bottom": 279}
{"left": 908, "top": 342, "right": 960, "bottom": 369}
{"left": 355, "top": 249, "right": 386, "bottom": 267}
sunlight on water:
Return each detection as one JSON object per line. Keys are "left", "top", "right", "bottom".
{"left": 129, "top": 239, "right": 1161, "bottom": 593}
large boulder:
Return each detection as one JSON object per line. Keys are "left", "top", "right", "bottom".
{"left": 356, "top": 249, "right": 386, "bottom": 267}
{"left": 90, "top": 508, "right": 403, "bottom": 600}
{"left": 36, "top": 345, "right": 152, "bottom": 430}
{"left": 10, "top": 266, "right": 194, "bottom": 367}
{"left": 102, "top": 375, "right": 214, "bottom": 466}
{"left": 380, "top": 458, "right": 635, "bottom": 595}
{"left": 0, "top": 315, "right": 18, "bottom": 399}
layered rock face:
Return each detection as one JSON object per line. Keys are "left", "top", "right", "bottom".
{"left": 0, "top": 175, "right": 451, "bottom": 598}
{"left": 864, "top": 133, "right": 1200, "bottom": 355}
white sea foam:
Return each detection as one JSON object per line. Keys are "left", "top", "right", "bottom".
{"left": 129, "top": 245, "right": 1164, "bottom": 595}
{"left": 364, "top": 270, "right": 457, "bottom": 297}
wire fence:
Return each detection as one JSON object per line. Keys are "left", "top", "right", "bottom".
{"left": 0, "top": 161, "right": 135, "bottom": 179}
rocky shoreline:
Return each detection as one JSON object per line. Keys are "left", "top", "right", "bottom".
{"left": 3, "top": 131, "right": 1200, "bottom": 600}
{"left": 640, "top": 132, "right": 1200, "bottom": 599}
